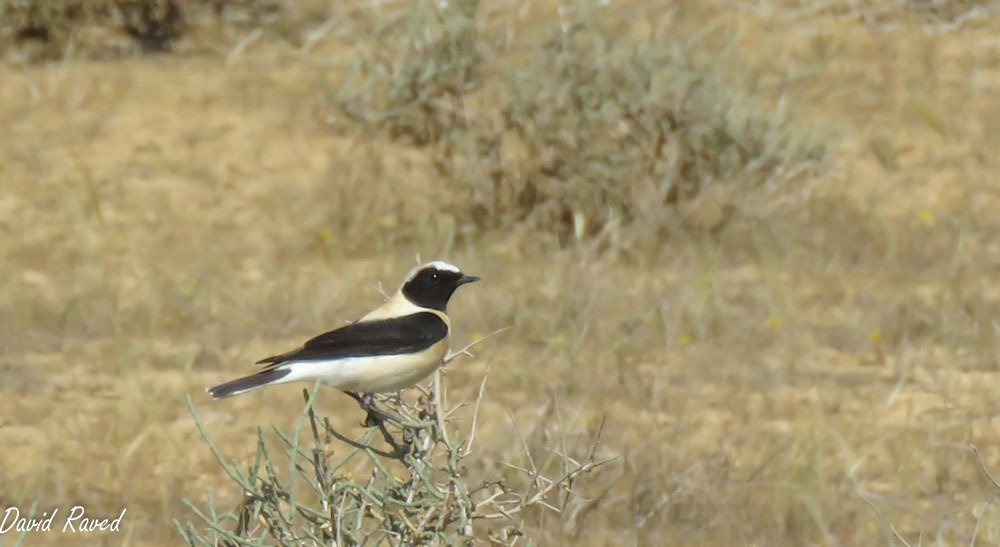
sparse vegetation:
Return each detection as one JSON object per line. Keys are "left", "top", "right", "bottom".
{"left": 326, "top": 1, "right": 825, "bottom": 250}
{"left": 3, "top": 0, "right": 1000, "bottom": 545}
{"left": 179, "top": 379, "right": 609, "bottom": 545}
{"left": 0, "top": 0, "right": 309, "bottom": 60}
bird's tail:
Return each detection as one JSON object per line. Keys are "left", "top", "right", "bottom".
{"left": 207, "top": 367, "right": 292, "bottom": 399}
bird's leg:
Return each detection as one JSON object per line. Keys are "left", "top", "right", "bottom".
{"left": 373, "top": 417, "right": 405, "bottom": 455}
{"left": 359, "top": 393, "right": 406, "bottom": 424}
{"left": 343, "top": 391, "right": 380, "bottom": 426}
{"left": 343, "top": 391, "right": 410, "bottom": 455}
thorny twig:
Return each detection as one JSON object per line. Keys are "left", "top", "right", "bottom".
{"left": 445, "top": 327, "right": 512, "bottom": 363}
{"left": 182, "top": 365, "right": 610, "bottom": 545}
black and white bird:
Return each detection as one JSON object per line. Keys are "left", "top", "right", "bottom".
{"left": 206, "top": 261, "right": 479, "bottom": 409}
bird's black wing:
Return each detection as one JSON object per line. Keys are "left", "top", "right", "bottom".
{"left": 256, "top": 312, "right": 448, "bottom": 366}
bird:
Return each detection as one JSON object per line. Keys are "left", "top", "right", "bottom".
{"left": 206, "top": 261, "right": 479, "bottom": 418}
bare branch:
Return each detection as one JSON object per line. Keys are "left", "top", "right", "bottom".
{"left": 969, "top": 444, "right": 1000, "bottom": 492}
{"left": 857, "top": 491, "right": 912, "bottom": 547}
{"left": 445, "top": 326, "right": 512, "bottom": 363}
{"left": 433, "top": 369, "right": 451, "bottom": 451}
{"left": 366, "top": 281, "right": 391, "bottom": 300}
{"left": 463, "top": 365, "right": 491, "bottom": 457}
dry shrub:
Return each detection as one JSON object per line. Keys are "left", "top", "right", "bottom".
{"left": 447, "top": 29, "right": 825, "bottom": 250}
{"left": 329, "top": 0, "right": 483, "bottom": 146}
{"left": 178, "top": 372, "right": 611, "bottom": 545}
{"left": 1, "top": 0, "right": 112, "bottom": 59}
{"left": 0, "top": 0, "right": 298, "bottom": 61}
{"left": 325, "top": 1, "right": 826, "bottom": 252}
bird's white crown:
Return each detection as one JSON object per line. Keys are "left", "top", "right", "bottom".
{"left": 403, "top": 260, "right": 461, "bottom": 283}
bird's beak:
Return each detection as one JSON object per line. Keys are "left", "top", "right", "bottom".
{"left": 457, "top": 274, "right": 480, "bottom": 286}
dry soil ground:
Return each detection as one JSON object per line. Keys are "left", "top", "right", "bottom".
{"left": 3, "top": 0, "right": 1000, "bottom": 545}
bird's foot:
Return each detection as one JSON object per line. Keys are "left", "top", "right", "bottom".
{"left": 345, "top": 392, "right": 411, "bottom": 455}
{"left": 360, "top": 393, "right": 407, "bottom": 425}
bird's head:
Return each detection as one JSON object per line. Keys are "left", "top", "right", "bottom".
{"left": 400, "top": 261, "right": 479, "bottom": 311}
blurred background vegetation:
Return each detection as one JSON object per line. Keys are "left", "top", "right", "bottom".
{"left": 3, "top": 0, "right": 1000, "bottom": 544}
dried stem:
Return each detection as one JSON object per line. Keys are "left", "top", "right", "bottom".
{"left": 857, "top": 492, "right": 912, "bottom": 547}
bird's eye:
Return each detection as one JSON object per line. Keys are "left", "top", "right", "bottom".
{"left": 430, "top": 273, "right": 440, "bottom": 283}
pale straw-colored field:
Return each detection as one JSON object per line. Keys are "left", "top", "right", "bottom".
{"left": 3, "top": 1, "right": 1000, "bottom": 544}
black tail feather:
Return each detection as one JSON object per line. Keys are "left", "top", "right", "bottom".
{"left": 207, "top": 367, "right": 292, "bottom": 399}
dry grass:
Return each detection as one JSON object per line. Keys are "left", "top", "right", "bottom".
{"left": 3, "top": 0, "right": 1000, "bottom": 544}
